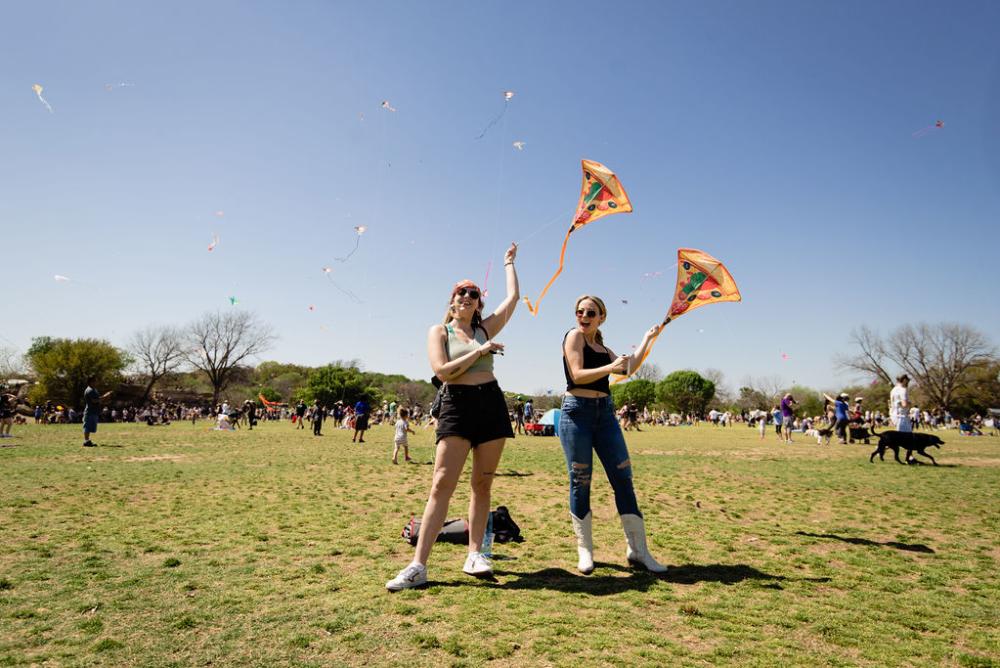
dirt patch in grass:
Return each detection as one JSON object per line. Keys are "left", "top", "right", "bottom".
{"left": 123, "top": 454, "right": 188, "bottom": 463}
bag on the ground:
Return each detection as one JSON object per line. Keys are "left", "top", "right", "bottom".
{"left": 402, "top": 517, "right": 469, "bottom": 546}
{"left": 401, "top": 506, "right": 523, "bottom": 546}
{"left": 491, "top": 506, "right": 523, "bottom": 543}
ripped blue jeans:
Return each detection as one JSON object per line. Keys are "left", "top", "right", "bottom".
{"left": 558, "top": 395, "right": 640, "bottom": 518}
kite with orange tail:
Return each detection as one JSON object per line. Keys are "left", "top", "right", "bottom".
{"left": 258, "top": 393, "right": 284, "bottom": 408}
{"left": 523, "top": 159, "right": 633, "bottom": 315}
{"left": 612, "top": 248, "right": 741, "bottom": 384}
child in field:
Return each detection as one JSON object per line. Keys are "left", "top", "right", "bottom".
{"left": 758, "top": 413, "right": 766, "bottom": 440}
{"left": 392, "top": 408, "right": 415, "bottom": 464}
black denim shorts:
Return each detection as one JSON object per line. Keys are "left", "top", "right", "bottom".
{"left": 435, "top": 381, "right": 514, "bottom": 447}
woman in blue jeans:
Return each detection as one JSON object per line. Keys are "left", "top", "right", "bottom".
{"left": 559, "top": 295, "right": 667, "bottom": 574}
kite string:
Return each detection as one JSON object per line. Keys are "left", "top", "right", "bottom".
{"left": 522, "top": 227, "right": 573, "bottom": 315}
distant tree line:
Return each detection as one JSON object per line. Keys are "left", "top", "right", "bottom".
{"left": 4, "top": 318, "right": 996, "bottom": 416}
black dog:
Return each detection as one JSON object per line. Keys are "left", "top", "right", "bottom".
{"left": 848, "top": 426, "right": 872, "bottom": 444}
{"left": 868, "top": 425, "right": 943, "bottom": 465}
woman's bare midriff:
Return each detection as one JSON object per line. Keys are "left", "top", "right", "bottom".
{"left": 566, "top": 389, "right": 609, "bottom": 399}
{"left": 447, "top": 371, "right": 497, "bottom": 386}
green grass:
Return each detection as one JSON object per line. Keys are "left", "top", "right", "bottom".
{"left": 1, "top": 420, "right": 998, "bottom": 667}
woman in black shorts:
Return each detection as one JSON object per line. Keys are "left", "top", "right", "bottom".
{"left": 386, "top": 243, "right": 519, "bottom": 591}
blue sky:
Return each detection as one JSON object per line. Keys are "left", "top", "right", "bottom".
{"left": 3, "top": 0, "right": 999, "bottom": 396}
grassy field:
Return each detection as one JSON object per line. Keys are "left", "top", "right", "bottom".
{"left": 1, "top": 419, "right": 998, "bottom": 667}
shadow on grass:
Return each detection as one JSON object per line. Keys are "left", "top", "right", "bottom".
{"left": 494, "top": 470, "right": 534, "bottom": 477}
{"left": 794, "top": 531, "right": 935, "bottom": 554}
{"left": 433, "top": 563, "right": 818, "bottom": 595}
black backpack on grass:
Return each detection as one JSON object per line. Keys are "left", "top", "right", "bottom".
{"left": 400, "top": 506, "right": 523, "bottom": 546}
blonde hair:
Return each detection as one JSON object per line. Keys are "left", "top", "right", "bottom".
{"left": 574, "top": 295, "right": 607, "bottom": 346}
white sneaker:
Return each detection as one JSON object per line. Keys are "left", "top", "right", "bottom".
{"left": 385, "top": 563, "right": 427, "bottom": 591}
{"left": 462, "top": 551, "right": 493, "bottom": 576}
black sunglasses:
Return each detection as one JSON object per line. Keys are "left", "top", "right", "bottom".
{"left": 576, "top": 309, "right": 598, "bottom": 318}
{"left": 456, "top": 288, "right": 480, "bottom": 300}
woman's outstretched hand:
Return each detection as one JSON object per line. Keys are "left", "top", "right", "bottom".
{"left": 504, "top": 243, "right": 518, "bottom": 265}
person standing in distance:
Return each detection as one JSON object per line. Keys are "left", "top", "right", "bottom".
{"left": 780, "top": 393, "right": 797, "bottom": 444}
{"left": 82, "top": 376, "right": 111, "bottom": 447}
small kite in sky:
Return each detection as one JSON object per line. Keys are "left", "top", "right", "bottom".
{"left": 32, "top": 84, "right": 53, "bottom": 113}
{"left": 512, "top": 141, "right": 526, "bottom": 151}
{"left": 104, "top": 82, "right": 134, "bottom": 91}
{"left": 334, "top": 226, "right": 367, "bottom": 263}
{"left": 912, "top": 120, "right": 944, "bottom": 138}
{"left": 475, "top": 89, "right": 515, "bottom": 140}
{"left": 621, "top": 299, "right": 628, "bottom": 305}
{"left": 321, "top": 267, "right": 363, "bottom": 304}
{"left": 641, "top": 271, "right": 663, "bottom": 280}
{"left": 228, "top": 296, "right": 238, "bottom": 306}
{"left": 613, "top": 248, "right": 741, "bottom": 383}
{"left": 214, "top": 210, "right": 225, "bottom": 218}
{"left": 208, "top": 234, "right": 219, "bottom": 252}
{"left": 381, "top": 100, "right": 396, "bottom": 112}
{"left": 53, "top": 274, "right": 70, "bottom": 282}
{"left": 524, "top": 159, "right": 633, "bottom": 315}
{"left": 781, "top": 352, "right": 790, "bottom": 361}
{"left": 308, "top": 305, "right": 315, "bottom": 312}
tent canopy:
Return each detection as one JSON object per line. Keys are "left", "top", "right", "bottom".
{"left": 538, "top": 408, "right": 561, "bottom": 426}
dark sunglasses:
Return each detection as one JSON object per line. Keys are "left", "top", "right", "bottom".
{"left": 456, "top": 288, "right": 480, "bottom": 300}
{"left": 576, "top": 309, "right": 598, "bottom": 318}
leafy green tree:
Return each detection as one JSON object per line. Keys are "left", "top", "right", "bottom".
{"left": 787, "top": 385, "right": 824, "bottom": 418}
{"left": 303, "top": 364, "right": 380, "bottom": 407}
{"left": 656, "top": 370, "right": 715, "bottom": 416}
{"left": 26, "top": 338, "right": 129, "bottom": 408}
{"left": 613, "top": 379, "right": 657, "bottom": 409}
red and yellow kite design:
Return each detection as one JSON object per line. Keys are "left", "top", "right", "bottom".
{"left": 612, "top": 248, "right": 741, "bottom": 383}
{"left": 523, "top": 159, "right": 632, "bottom": 315}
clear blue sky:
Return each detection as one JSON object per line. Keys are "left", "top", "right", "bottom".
{"left": 3, "top": 0, "right": 999, "bottom": 396}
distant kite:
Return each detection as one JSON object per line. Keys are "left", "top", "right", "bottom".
{"left": 208, "top": 234, "right": 219, "bottom": 252}
{"left": 912, "top": 120, "right": 944, "bottom": 138}
{"left": 476, "top": 90, "right": 515, "bottom": 140}
{"left": 512, "top": 141, "right": 526, "bottom": 151}
{"left": 32, "top": 84, "right": 53, "bottom": 113}
{"left": 381, "top": 100, "right": 396, "bottom": 112}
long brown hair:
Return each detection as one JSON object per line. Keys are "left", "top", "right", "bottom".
{"left": 574, "top": 295, "right": 607, "bottom": 346}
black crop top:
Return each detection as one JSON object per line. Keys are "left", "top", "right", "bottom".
{"left": 563, "top": 331, "right": 612, "bottom": 394}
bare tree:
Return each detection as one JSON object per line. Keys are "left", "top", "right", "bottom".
{"left": 0, "top": 345, "right": 26, "bottom": 381}
{"left": 631, "top": 362, "right": 663, "bottom": 383}
{"left": 185, "top": 311, "right": 276, "bottom": 405}
{"left": 839, "top": 323, "right": 995, "bottom": 410}
{"left": 836, "top": 326, "right": 893, "bottom": 383}
{"left": 127, "top": 326, "right": 186, "bottom": 406}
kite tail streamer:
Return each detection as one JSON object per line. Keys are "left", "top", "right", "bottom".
{"left": 523, "top": 227, "right": 573, "bottom": 316}
{"left": 610, "top": 320, "right": 669, "bottom": 384}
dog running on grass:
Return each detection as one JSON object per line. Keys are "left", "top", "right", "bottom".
{"left": 868, "top": 424, "right": 944, "bottom": 465}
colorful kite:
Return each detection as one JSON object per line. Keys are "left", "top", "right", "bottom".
{"left": 208, "top": 234, "right": 219, "bottom": 252}
{"left": 512, "top": 141, "right": 526, "bottom": 151}
{"left": 912, "top": 120, "right": 944, "bottom": 138}
{"left": 612, "top": 248, "right": 741, "bottom": 383}
{"left": 523, "top": 159, "right": 633, "bottom": 315}
{"left": 32, "top": 84, "right": 53, "bottom": 113}
{"left": 381, "top": 100, "right": 396, "bottom": 112}
{"left": 228, "top": 296, "right": 238, "bottom": 305}
{"left": 781, "top": 352, "right": 790, "bottom": 361}
{"left": 475, "top": 90, "right": 515, "bottom": 140}
{"left": 258, "top": 393, "right": 282, "bottom": 408}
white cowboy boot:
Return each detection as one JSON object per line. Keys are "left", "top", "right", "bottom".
{"left": 570, "top": 512, "right": 594, "bottom": 574}
{"left": 620, "top": 514, "right": 667, "bottom": 573}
